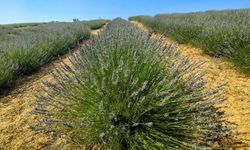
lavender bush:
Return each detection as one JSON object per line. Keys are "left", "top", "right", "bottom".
{"left": 0, "top": 22, "right": 90, "bottom": 91}
{"left": 129, "top": 9, "right": 250, "bottom": 74}
{"left": 36, "top": 18, "right": 239, "bottom": 149}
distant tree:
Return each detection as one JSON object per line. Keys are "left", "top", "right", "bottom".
{"left": 73, "top": 18, "right": 80, "bottom": 22}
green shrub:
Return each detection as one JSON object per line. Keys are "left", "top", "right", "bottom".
{"left": 0, "top": 22, "right": 90, "bottom": 91}
{"left": 83, "top": 19, "right": 109, "bottom": 30}
{"left": 0, "top": 59, "right": 16, "bottom": 89}
{"left": 129, "top": 9, "right": 250, "bottom": 74}
{"left": 35, "top": 19, "right": 238, "bottom": 149}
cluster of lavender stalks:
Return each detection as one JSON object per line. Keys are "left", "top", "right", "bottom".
{"left": 35, "top": 18, "right": 240, "bottom": 149}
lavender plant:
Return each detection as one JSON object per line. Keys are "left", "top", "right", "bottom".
{"left": 0, "top": 22, "right": 91, "bottom": 91}
{"left": 82, "top": 19, "right": 109, "bottom": 30}
{"left": 36, "top": 18, "right": 238, "bottom": 149}
{"left": 129, "top": 9, "right": 250, "bottom": 74}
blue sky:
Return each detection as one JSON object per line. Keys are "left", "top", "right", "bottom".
{"left": 1, "top": 0, "right": 250, "bottom": 24}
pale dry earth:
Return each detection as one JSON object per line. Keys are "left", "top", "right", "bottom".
{"left": 0, "top": 29, "right": 102, "bottom": 150}
{"left": 131, "top": 21, "right": 250, "bottom": 149}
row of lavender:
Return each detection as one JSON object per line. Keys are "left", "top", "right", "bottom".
{"left": 0, "top": 20, "right": 106, "bottom": 91}
{"left": 129, "top": 9, "right": 250, "bottom": 74}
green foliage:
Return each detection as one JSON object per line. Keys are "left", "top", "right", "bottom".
{"left": 82, "top": 19, "right": 109, "bottom": 30}
{"left": 129, "top": 9, "right": 250, "bottom": 74}
{"left": 36, "top": 18, "right": 237, "bottom": 149}
{"left": 0, "top": 22, "right": 90, "bottom": 91}
{"left": 0, "top": 22, "right": 47, "bottom": 41}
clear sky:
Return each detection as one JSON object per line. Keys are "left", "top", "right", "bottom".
{"left": 1, "top": 0, "right": 250, "bottom": 24}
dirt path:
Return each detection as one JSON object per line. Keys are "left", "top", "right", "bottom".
{"left": 131, "top": 21, "right": 250, "bottom": 149}
{"left": 0, "top": 29, "right": 102, "bottom": 150}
